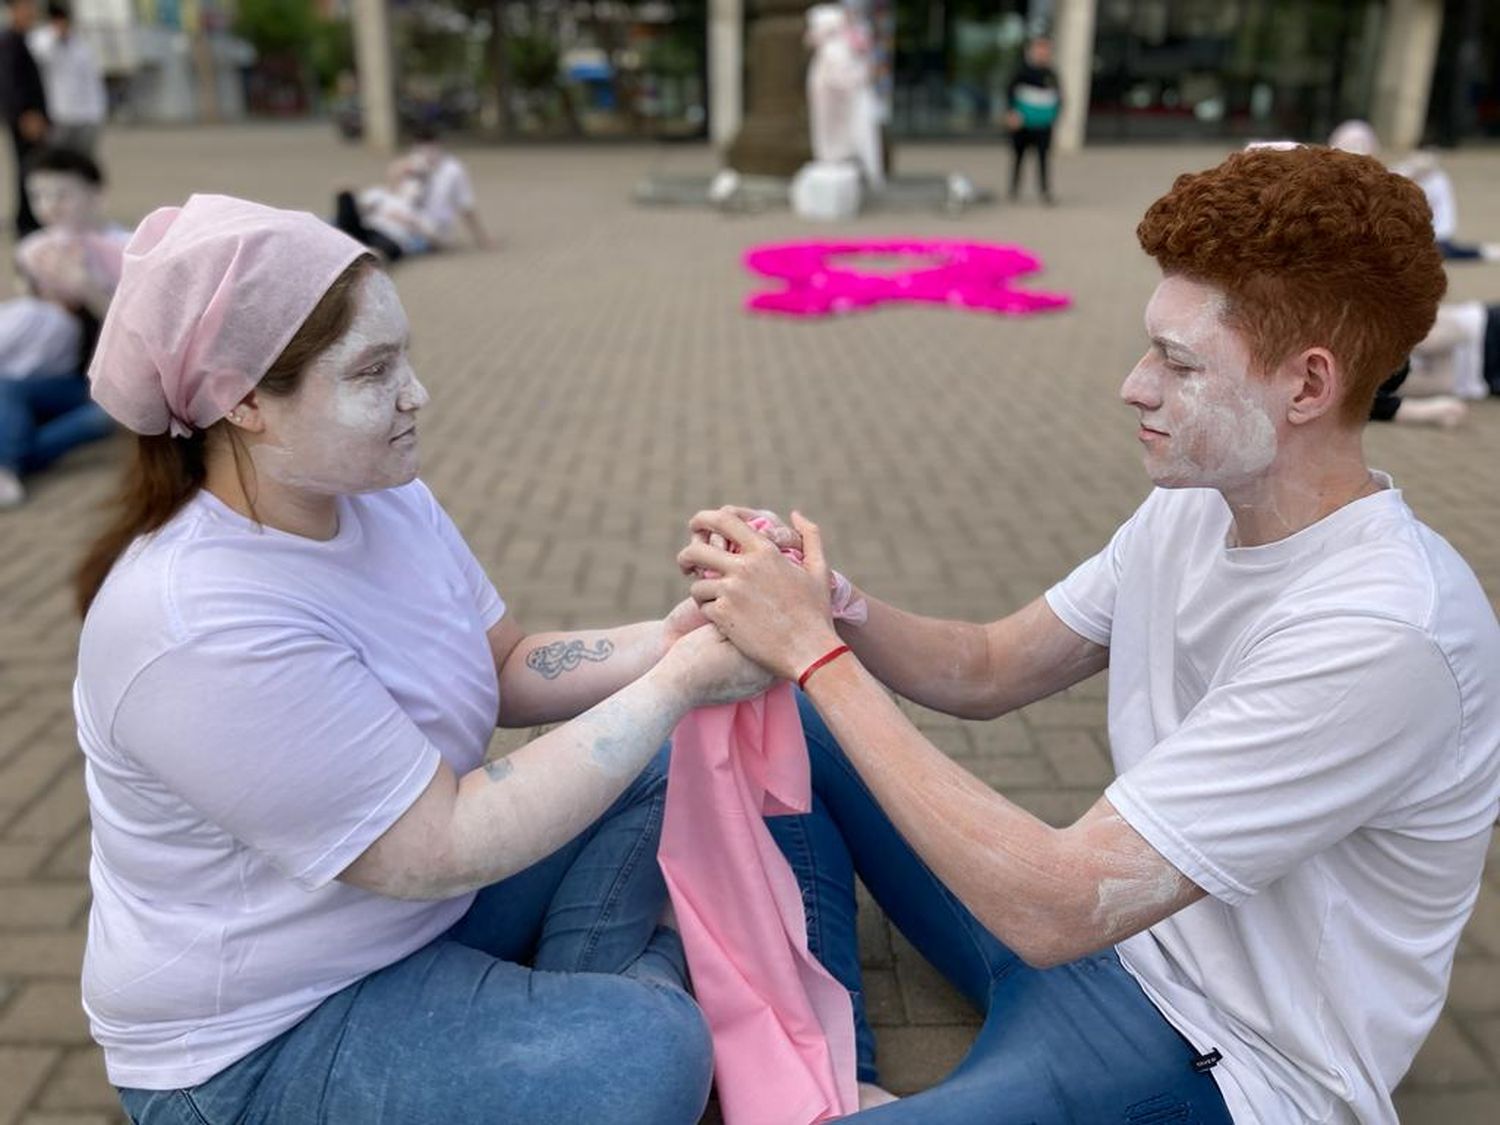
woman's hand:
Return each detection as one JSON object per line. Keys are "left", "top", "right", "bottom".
{"left": 678, "top": 510, "right": 842, "bottom": 681}
{"left": 661, "top": 596, "right": 710, "bottom": 650}
{"left": 657, "top": 621, "right": 776, "bottom": 708}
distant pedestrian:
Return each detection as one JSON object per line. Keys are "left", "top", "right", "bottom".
{"left": 0, "top": 0, "right": 50, "bottom": 237}
{"left": 28, "top": 2, "right": 106, "bottom": 157}
{"left": 1005, "top": 36, "right": 1061, "bottom": 205}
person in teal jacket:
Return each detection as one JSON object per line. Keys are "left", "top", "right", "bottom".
{"left": 1005, "top": 37, "right": 1061, "bottom": 204}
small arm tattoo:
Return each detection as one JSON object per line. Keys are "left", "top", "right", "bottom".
{"left": 484, "top": 757, "right": 515, "bottom": 782}
{"left": 526, "top": 639, "right": 615, "bottom": 680}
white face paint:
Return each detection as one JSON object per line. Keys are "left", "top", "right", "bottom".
{"left": 250, "top": 269, "right": 428, "bottom": 497}
{"left": 26, "top": 171, "right": 100, "bottom": 230}
{"left": 1119, "top": 276, "right": 1281, "bottom": 491}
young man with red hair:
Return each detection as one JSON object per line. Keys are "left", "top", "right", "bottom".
{"left": 681, "top": 147, "right": 1499, "bottom": 1122}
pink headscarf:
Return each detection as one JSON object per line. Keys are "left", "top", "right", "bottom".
{"left": 89, "top": 194, "right": 367, "bottom": 437}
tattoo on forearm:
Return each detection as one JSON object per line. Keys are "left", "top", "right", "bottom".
{"left": 526, "top": 639, "right": 615, "bottom": 680}
{"left": 484, "top": 757, "right": 515, "bottom": 782}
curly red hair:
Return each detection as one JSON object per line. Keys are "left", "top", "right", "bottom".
{"left": 1137, "top": 146, "right": 1447, "bottom": 425}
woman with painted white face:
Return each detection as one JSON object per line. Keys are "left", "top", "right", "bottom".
{"left": 0, "top": 147, "right": 126, "bottom": 508}
{"left": 72, "top": 195, "right": 766, "bottom": 1124}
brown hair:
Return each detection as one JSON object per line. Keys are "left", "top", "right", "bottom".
{"left": 74, "top": 256, "right": 377, "bottom": 615}
{"left": 1136, "top": 146, "right": 1447, "bottom": 425}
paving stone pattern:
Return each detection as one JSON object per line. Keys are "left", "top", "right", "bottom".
{"left": 1, "top": 126, "right": 1497, "bottom": 1123}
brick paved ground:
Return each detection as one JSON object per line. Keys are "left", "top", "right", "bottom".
{"left": 1, "top": 126, "right": 1497, "bottom": 1124}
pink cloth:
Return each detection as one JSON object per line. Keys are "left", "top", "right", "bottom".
{"left": 661, "top": 519, "right": 865, "bottom": 1124}
{"left": 89, "top": 194, "right": 366, "bottom": 437}
{"left": 662, "top": 686, "right": 858, "bottom": 1125}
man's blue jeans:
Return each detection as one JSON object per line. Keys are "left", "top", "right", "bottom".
{"left": 766, "top": 694, "right": 1235, "bottom": 1123}
{"left": 0, "top": 373, "right": 114, "bottom": 475}
{"left": 118, "top": 749, "right": 715, "bottom": 1125}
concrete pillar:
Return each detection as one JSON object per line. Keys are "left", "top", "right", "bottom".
{"left": 1052, "top": 0, "right": 1096, "bottom": 153}
{"left": 726, "top": 0, "right": 813, "bottom": 177}
{"left": 352, "top": 0, "right": 399, "bottom": 154}
{"left": 1372, "top": 0, "right": 1443, "bottom": 151}
{"left": 709, "top": 0, "right": 744, "bottom": 151}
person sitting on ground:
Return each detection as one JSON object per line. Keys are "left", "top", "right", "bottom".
{"left": 1390, "top": 150, "right": 1500, "bottom": 263}
{"left": 73, "top": 193, "right": 764, "bottom": 1125}
{"left": 1368, "top": 360, "right": 1468, "bottom": 429}
{"left": 1329, "top": 119, "right": 1500, "bottom": 262}
{"left": 0, "top": 146, "right": 127, "bottom": 508}
{"left": 1365, "top": 296, "right": 1500, "bottom": 429}
{"left": 333, "top": 125, "right": 491, "bottom": 263}
{"left": 1405, "top": 299, "right": 1500, "bottom": 402}
{"left": 677, "top": 145, "right": 1498, "bottom": 1123}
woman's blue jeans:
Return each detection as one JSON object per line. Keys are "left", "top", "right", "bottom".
{"left": 118, "top": 748, "right": 715, "bottom": 1125}
{"left": 0, "top": 373, "right": 114, "bottom": 475}
{"left": 765, "top": 695, "right": 1235, "bottom": 1123}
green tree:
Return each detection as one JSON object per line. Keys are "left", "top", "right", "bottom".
{"left": 233, "top": 0, "right": 317, "bottom": 57}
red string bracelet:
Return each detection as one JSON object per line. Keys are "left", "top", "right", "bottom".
{"left": 797, "top": 644, "right": 851, "bottom": 690}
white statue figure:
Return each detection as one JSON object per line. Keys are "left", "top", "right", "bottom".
{"left": 805, "top": 4, "right": 883, "bottom": 188}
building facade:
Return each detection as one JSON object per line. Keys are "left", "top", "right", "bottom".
{"left": 346, "top": 0, "right": 1471, "bottom": 154}
{"left": 64, "top": 0, "right": 254, "bottom": 123}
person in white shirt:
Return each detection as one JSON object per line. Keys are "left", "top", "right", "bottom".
{"left": 74, "top": 194, "right": 767, "bottom": 1123}
{"left": 333, "top": 125, "right": 491, "bottom": 263}
{"left": 402, "top": 125, "right": 491, "bottom": 249}
{"left": 678, "top": 145, "right": 1499, "bottom": 1122}
{"left": 0, "top": 146, "right": 126, "bottom": 508}
{"left": 27, "top": 3, "right": 106, "bottom": 156}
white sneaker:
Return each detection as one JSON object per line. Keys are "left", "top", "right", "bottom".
{"left": 0, "top": 468, "right": 24, "bottom": 510}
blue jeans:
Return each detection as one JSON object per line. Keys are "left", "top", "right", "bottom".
{"left": 767, "top": 695, "right": 1235, "bottom": 1123}
{"left": 118, "top": 749, "right": 714, "bottom": 1125}
{"left": 0, "top": 373, "right": 115, "bottom": 475}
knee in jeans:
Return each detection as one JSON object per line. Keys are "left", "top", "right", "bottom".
{"left": 609, "top": 982, "right": 713, "bottom": 1122}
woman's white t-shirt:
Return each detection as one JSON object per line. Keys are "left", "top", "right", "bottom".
{"left": 1046, "top": 479, "right": 1500, "bottom": 1124}
{"left": 75, "top": 481, "right": 505, "bottom": 1090}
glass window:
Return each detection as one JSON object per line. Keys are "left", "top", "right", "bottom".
{"left": 1088, "top": 0, "right": 1385, "bottom": 142}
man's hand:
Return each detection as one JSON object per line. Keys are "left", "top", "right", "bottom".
{"left": 679, "top": 509, "right": 840, "bottom": 681}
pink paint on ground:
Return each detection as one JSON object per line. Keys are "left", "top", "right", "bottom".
{"left": 743, "top": 239, "right": 1070, "bottom": 318}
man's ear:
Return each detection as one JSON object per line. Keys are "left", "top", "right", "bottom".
{"left": 1285, "top": 347, "right": 1341, "bottom": 425}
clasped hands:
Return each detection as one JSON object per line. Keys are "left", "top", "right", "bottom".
{"left": 658, "top": 507, "right": 850, "bottom": 708}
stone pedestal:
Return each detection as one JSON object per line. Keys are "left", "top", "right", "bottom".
{"left": 727, "top": 0, "right": 815, "bottom": 176}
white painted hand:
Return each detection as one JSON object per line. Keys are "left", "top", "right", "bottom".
{"left": 658, "top": 621, "right": 777, "bottom": 708}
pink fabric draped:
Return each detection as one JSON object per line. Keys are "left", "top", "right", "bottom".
{"left": 661, "top": 683, "right": 858, "bottom": 1125}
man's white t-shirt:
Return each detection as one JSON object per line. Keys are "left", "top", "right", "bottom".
{"left": 74, "top": 481, "right": 505, "bottom": 1090}
{"left": 1045, "top": 478, "right": 1499, "bottom": 1125}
